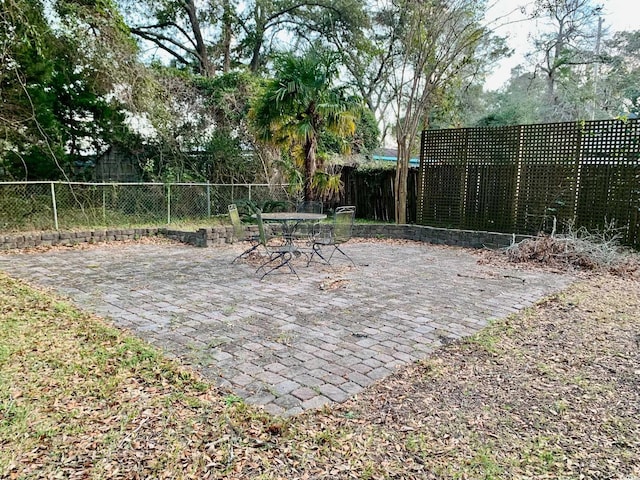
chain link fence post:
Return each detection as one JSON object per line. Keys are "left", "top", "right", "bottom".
{"left": 206, "top": 182, "right": 211, "bottom": 218}
{"left": 50, "top": 182, "right": 59, "bottom": 230}
{"left": 166, "top": 184, "right": 171, "bottom": 225}
{"left": 102, "top": 186, "right": 107, "bottom": 223}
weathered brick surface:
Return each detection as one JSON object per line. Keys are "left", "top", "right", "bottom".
{"left": 0, "top": 240, "right": 572, "bottom": 416}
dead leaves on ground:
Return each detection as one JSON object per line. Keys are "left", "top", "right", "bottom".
{"left": 319, "top": 279, "right": 349, "bottom": 290}
{"left": 1, "top": 272, "right": 640, "bottom": 479}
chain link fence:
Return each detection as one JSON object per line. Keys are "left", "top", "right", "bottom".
{"left": 0, "top": 182, "right": 291, "bottom": 232}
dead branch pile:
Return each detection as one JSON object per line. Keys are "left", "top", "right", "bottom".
{"left": 506, "top": 223, "right": 639, "bottom": 276}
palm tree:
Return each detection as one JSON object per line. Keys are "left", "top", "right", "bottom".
{"left": 251, "top": 49, "right": 360, "bottom": 201}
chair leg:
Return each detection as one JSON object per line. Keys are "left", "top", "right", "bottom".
{"left": 308, "top": 243, "right": 355, "bottom": 266}
{"left": 306, "top": 243, "right": 329, "bottom": 266}
{"left": 331, "top": 245, "right": 355, "bottom": 266}
{"left": 257, "top": 252, "right": 298, "bottom": 280}
{"left": 231, "top": 242, "right": 260, "bottom": 264}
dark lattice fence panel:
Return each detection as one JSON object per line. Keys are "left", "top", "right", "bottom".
{"left": 419, "top": 128, "right": 469, "bottom": 227}
{"left": 514, "top": 123, "right": 581, "bottom": 234}
{"left": 420, "top": 164, "right": 465, "bottom": 228}
{"left": 464, "top": 163, "right": 518, "bottom": 231}
{"left": 576, "top": 120, "right": 640, "bottom": 246}
{"left": 463, "top": 127, "right": 520, "bottom": 231}
{"left": 515, "top": 162, "right": 577, "bottom": 234}
{"left": 419, "top": 119, "right": 640, "bottom": 249}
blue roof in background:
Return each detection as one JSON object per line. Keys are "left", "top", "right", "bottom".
{"left": 372, "top": 155, "right": 420, "bottom": 166}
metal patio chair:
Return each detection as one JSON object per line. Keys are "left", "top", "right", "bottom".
{"left": 307, "top": 205, "right": 356, "bottom": 266}
{"left": 228, "top": 204, "right": 262, "bottom": 263}
{"left": 254, "top": 211, "right": 299, "bottom": 280}
{"left": 295, "top": 201, "right": 323, "bottom": 214}
{"left": 287, "top": 200, "right": 324, "bottom": 242}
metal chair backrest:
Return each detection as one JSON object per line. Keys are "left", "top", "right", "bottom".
{"left": 296, "top": 201, "right": 323, "bottom": 214}
{"left": 333, "top": 206, "right": 355, "bottom": 243}
{"left": 228, "top": 204, "right": 245, "bottom": 242}
{"left": 254, "top": 210, "right": 268, "bottom": 246}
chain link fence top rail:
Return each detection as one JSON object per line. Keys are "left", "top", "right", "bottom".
{"left": 0, "top": 182, "right": 291, "bottom": 233}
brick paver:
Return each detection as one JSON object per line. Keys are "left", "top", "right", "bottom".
{"left": 0, "top": 241, "right": 572, "bottom": 416}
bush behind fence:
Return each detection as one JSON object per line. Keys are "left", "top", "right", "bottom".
{"left": 0, "top": 182, "right": 290, "bottom": 232}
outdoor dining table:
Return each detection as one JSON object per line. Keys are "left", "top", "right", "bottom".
{"left": 256, "top": 211, "right": 327, "bottom": 247}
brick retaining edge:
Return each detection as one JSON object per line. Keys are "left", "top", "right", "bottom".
{"left": 1, "top": 224, "right": 528, "bottom": 251}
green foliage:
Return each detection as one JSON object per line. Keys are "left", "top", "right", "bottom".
{"left": 251, "top": 48, "right": 363, "bottom": 200}
{"left": 320, "top": 106, "right": 379, "bottom": 155}
{"left": 0, "top": 0, "right": 137, "bottom": 180}
{"left": 118, "top": 69, "right": 266, "bottom": 184}
{"left": 311, "top": 168, "right": 343, "bottom": 203}
{"left": 602, "top": 30, "right": 640, "bottom": 117}
{"left": 232, "top": 198, "right": 292, "bottom": 221}
{"left": 479, "top": 24, "right": 640, "bottom": 125}
{"left": 0, "top": 0, "right": 58, "bottom": 179}
{"left": 194, "top": 71, "right": 259, "bottom": 128}
{"left": 202, "top": 133, "right": 247, "bottom": 180}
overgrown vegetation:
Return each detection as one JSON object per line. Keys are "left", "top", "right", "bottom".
{"left": 1, "top": 268, "right": 638, "bottom": 478}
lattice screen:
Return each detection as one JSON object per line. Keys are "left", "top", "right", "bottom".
{"left": 418, "top": 119, "right": 640, "bottom": 248}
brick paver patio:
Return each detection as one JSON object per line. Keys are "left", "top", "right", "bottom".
{"left": 0, "top": 240, "right": 573, "bottom": 416}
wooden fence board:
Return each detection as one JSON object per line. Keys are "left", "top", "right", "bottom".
{"left": 339, "top": 166, "right": 418, "bottom": 223}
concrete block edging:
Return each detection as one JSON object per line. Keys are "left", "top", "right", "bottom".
{"left": 0, "top": 224, "right": 528, "bottom": 251}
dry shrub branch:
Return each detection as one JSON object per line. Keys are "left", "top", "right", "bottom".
{"left": 506, "top": 220, "right": 640, "bottom": 276}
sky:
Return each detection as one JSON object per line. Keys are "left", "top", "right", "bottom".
{"left": 483, "top": 0, "right": 640, "bottom": 89}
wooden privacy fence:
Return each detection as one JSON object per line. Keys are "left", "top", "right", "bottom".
{"left": 418, "top": 119, "right": 640, "bottom": 248}
{"left": 339, "top": 166, "right": 418, "bottom": 223}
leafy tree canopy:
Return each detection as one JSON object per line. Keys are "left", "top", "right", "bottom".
{"left": 251, "top": 49, "right": 363, "bottom": 200}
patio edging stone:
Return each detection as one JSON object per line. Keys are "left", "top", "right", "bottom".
{"left": 0, "top": 224, "right": 529, "bottom": 251}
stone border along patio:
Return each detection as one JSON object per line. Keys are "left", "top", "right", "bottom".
{"left": 0, "top": 231, "right": 573, "bottom": 417}
{"left": 0, "top": 223, "right": 532, "bottom": 250}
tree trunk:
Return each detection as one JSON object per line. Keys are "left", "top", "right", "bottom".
{"left": 221, "top": 0, "right": 232, "bottom": 73}
{"left": 546, "top": 19, "right": 566, "bottom": 112}
{"left": 185, "top": 0, "right": 213, "bottom": 76}
{"left": 249, "top": 5, "right": 266, "bottom": 73}
{"left": 249, "top": 30, "right": 264, "bottom": 72}
{"left": 303, "top": 135, "right": 317, "bottom": 201}
{"left": 395, "top": 137, "right": 409, "bottom": 224}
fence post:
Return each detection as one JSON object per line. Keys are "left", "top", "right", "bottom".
{"left": 206, "top": 182, "right": 211, "bottom": 217}
{"left": 50, "top": 182, "right": 59, "bottom": 230}
{"left": 513, "top": 125, "right": 524, "bottom": 231}
{"left": 248, "top": 184, "right": 252, "bottom": 202}
{"left": 102, "top": 186, "right": 106, "bottom": 222}
{"left": 459, "top": 129, "right": 469, "bottom": 228}
{"left": 417, "top": 131, "right": 425, "bottom": 224}
{"left": 572, "top": 122, "right": 584, "bottom": 222}
{"left": 167, "top": 184, "right": 171, "bottom": 225}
